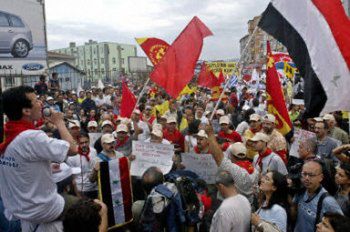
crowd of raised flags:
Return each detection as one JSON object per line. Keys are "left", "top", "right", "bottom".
{"left": 1, "top": 0, "right": 350, "bottom": 232}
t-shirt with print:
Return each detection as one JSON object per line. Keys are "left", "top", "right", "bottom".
{"left": 0, "top": 130, "right": 69, "bottom": 224}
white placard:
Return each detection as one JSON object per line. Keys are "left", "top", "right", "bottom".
{"left": 89, "top": 133, "right": 102, "bottom": 147}
{"left": 131, "top": 141, "right": 174, "bottom": 177}
{"left": 181, "top": 153, "right": 218, "bottom": 184}
{"left": 290, "top": 129, "right": 315, "bottom": 158}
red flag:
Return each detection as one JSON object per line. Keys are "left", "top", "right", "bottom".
{"left": 135, "top": 38, "right": 170, "bottom": 65}
{"left": 197, "top": 62, "right": 219, "bottom": 88}
{"left": 150, "top": 16, "right": 213, "bottom": 98}
{"left": 217, "top": 70, "right": 225, "bottom": 85}
{"left": 120, "top": 81, "right": 136, "bottom": 118}
{"left": 266, "top": 41, "right": 292, "bottom": 135}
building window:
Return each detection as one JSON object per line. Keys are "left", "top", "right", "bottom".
{"left": 94, "top": 59, "right": 97, "bottom": 65}
{"left": 94, "top": 69, "right": 98, "bottom": 74}
{"left": 112, "top": 68, "right": 117, "bottom": 71}
{"left": 101, "top": 58, "right": 104, "bottom": 64}
{"left": 87, "top": 61, "right": 91, "bottom": 65}
{"left": 121, "top": 58, "right": 124, "bottom": 64}
{"left": 101, "top": 69, "right": 105, "bottom": 74}
{"left": 5, "top": 77, "right": 14, "bottom": 87}
{"left": 112, "top": 58, "right": 116, "bottom": 64}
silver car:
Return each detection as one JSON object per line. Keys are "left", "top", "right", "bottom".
{"left": 0, "top": 10, "right": 33, "bottom": 58}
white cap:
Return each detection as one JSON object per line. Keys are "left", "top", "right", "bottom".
{"left": 219, "top": 116, "right": 230, "bottom": 125}
{"left": 116, "top": 124, "right": 128, "bottom": 133}
{"left": 133, "top": 109, "right": 141, "bottom": 115}
{"left": 249, "top": 132, "right": 270, "bottom": 143}
{"left": 216, "top": 109, "right": 225, "bottom": 116}
{"left": 51, "top": 163, "right": 81, "bottom": 183}
{"left": 196, "top": 130, "right": 208, "bottom": 139}
{"left": 323, "top": 114, "right": 335, "bottom": 121}
{"left": 87, "top": 121, "right": 98, "bottom": 128}
{"left": 151, "top": 128, "right": 163, "bottom": 138}
{"left": 101, "top": 134, "right": 115, "bottom": 144}
{"left": 68, "top": 120, "right": 81, "bottom": 129}
{"left": 292, "top": 99, "right": 304, "bottom": 105}
{"left": 313, "top": 117, "right": 324, "bottom": 122}
{"left": 153, "top": 123, "right": 163, "bottom": 131}
{"left": 242, "top": 105, "right": 250, "bottom": 111}
{"left": 167, "top": 116, "right": 177, "bottom": 124}
{"left": 228, "top": 142, "right": 247, "bottom": 158}
{"left": 101, "top": 120, "right": 113, "bottom": 128}
{"left": 47, "top": 96, "right": 54, "bottom": 101}
{"left": 145, "top": 105, "right": 152, "bottom": 110}
{"left": 264, "top": 114, "right": 276, "bottom": 123}
{"left": 249, "top": 114, "right": 261, "bottom": 122}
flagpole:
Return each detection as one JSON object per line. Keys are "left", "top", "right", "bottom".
{"left": 209, "top": 23, "right": 260, "bottom": 120}
{"left": 133, "top": 78, "right": 150, "bottom": 111}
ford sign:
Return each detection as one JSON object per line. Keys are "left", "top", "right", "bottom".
{"left": 22, "top": 63, "right": 44, "bottom": 71}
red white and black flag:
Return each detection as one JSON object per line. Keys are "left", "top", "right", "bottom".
{"left": 259, "top": 0, "right": 350, "bottom": 117}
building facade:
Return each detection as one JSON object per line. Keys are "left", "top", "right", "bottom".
{"left": 239, "top": 16, "right": 287, "bottom": 67}
{"left": 51, "top": 40, "right": 137, "bottom": 82}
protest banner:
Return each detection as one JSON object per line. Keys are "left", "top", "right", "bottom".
{"left": 89, "top": 133, "right": 102, "bottom": 147}
{"left": 206, "top": 61, "right": 237, "bottom": 76}
{"left": 181, "top": 153, "right": 218, "bottom": 184}
{"left": 290, "top": 129, "right": 315, "bottom": 158}
{"left": 131, "top": 141, "right": 174, "bottom": 177}
{"left": 98, "top": 157, "right": 132, "bottom": 229}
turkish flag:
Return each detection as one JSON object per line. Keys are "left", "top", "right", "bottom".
{"left": 150, "top": 16, "right": 213, "bottom": 98}
{"left": 217, "top": 70, "right": 225, "bottom": 85}
{"left": 197, "top": 62, "right": 219, "bottom": 88}
{"left": 120, "top": 81, "right": 136, "bottom": 118}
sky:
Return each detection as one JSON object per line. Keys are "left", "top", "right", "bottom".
{"left": 45, "top": 0, "right": 270, "bottom": 61}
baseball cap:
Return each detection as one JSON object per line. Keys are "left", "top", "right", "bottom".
{"left": 264, "top": 114, "right": 276, "bottom": 123}
{"left": 196, "top": 130, "right": 208, "bottom": 139}
{"left": 47, "top": 96, "right": 54, "bottom": 101}
{"left": 151, "top": 128, "right": 163, "bottom": 138}
{"left": 167, "top": 116, "right": 177, "bottom": 124}
{"left": 101, "top": 120, "right": 113, "bottom": 128}
{"left": 68, "top": 120, "right": 81, "bottom": 129}
{"left": 87, "top": 121, "right": 98, "bottom": 128}
{"left": 228, "top": 142, "right": 247, "bottom": 159}
{"left": 249, "top": 114, "right": 261, "bottom": 122}
{"left": 313, "top": 117, "right": 324, "bottom": 122}
{"left": 219, "top": 116, "right": 230, "bottom": 125}
{"left": 153, "top": 123, "right": 163, "bottom": 131}
{"left": 216, "top": 109, "right": 225, "bottom": 116}
{"left": 133, "top": 109, "right": 141, "bottom": 115}
{"left": 116, "top": 124, "right": 128, "bottom": 133}
{"left": 51, "top": 163, "right": 81, "bottom": 183}
{"left": 101, "top": 134, "right": 115, "bottom": 144}
{"left": 249, "top": 132, "right": 270, "bottom": 143}
{"left": 323, "top": 114, "right": 335, "bottom": 121}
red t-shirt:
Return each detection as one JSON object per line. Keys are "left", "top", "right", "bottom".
{"left": 163, "top": 129, "right": 184, "bottom": 152}
{"left": 218, "top": 130, "right": 242, "bottom": 143}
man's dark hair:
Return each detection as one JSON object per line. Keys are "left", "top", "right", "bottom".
{"left": 316, "top": 120, "right": 329, "bottom": 130}
{"left": 52, "top": 72, "right": 58, "bottom": 77}
{"left": 39, "top": 75, "right": 46, "bottom": 81}
{"left": 323, "top": 213, "right": 350, "bottom": 232}
{"left": 2, "top": 86, "right": 35, "bottom": 120}
{"left": 63, "top": 199, "right": 101, "bottom": 232}
{"left": 215, "top": 171, "right": 235, "bottom": 187}
{"left": 79, "top": 132, "right": 90, "bottom": 140}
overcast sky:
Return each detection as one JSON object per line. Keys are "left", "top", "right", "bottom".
{"left": 45, "top": 0, "right": 270, "bottom": 60}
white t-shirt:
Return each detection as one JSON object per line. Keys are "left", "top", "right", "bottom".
{"left": 137, "top": 120, "right": 150, "bottom": 141}
{"left": 210, "top": 194, "right": 251, "bottom": 232}
{"left": 94, "top": 97, "right": 106, "bottom": 107}
{"left": 66, "top": 147, "right": 97, "bottom": 192}
{"left": 0, "top": 130, "right": 69, "bottom": 224}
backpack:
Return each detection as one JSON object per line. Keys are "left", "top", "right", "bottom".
{"left": 168, "top": 176, "right": 204, "bottom": 226}
{"left": 139, "top": 182, "right": 186, "bottom": 232}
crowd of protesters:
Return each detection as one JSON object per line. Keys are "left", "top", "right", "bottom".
{"left": 1, "top": 73, "right": 350, "bottom": 232}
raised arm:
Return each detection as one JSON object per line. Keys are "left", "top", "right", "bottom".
{"left": 205, "top": 124, "right": 224, "bottom": 166}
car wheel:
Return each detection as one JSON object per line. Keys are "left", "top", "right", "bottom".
{"left": 11, "top": 39, "right": 30, "bottom": 58}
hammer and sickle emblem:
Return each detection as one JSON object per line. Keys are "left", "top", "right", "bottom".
{"left": 267, "top": 56, "right": 275, "bottom": 68}
{"left": 156, "top": 47, "right": 166, "bottom": 60}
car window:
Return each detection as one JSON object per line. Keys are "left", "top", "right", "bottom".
{"left": 10, "top": 15, "right": 24, "bottom": 27}
{"left": 0, "top": 13, "right": 10, "bottom": 27}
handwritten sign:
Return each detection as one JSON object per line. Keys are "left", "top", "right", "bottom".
{"left": 131, "top": 141, "right": 174, "bottom": 177}
{"left": 89, "top": 133, "right": 102, "bottom": 147}
{"left": 181, "top": 153, "right": 218, "bottom": 184}
{"left": 207, "top": 61, "right": 237, "bottom": 76}
{"left": 290, "top": 129, "right": 315, "bottom": 158}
